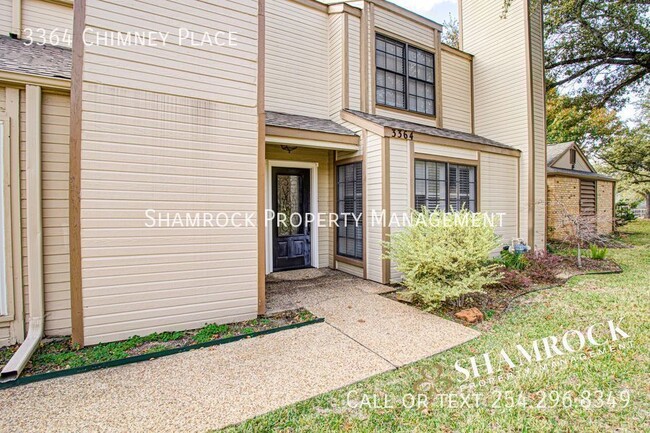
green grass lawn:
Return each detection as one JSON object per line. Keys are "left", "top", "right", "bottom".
{"left": 222, "top": 221, "right": 650, "bottom": 432}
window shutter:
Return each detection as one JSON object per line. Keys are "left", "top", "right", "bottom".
{"left": 580, "top": 180, "right": 596, "bottom": 216}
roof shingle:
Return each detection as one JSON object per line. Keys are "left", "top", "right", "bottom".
{"left": 265, "top": 111, "right": 358, "bottom": 136}
{"left": 0, "top": 35, "right": 72, "bottom": 79}
{"left": 344, "top": 109, "right": 515, "bottom": 150}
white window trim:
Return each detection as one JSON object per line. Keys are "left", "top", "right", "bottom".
{"left": 265, "top": 160, "right": 319, "bottom": 274}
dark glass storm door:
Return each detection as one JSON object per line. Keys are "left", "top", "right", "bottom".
{"left": 272, "top": 167, "right": 312, "bottom": 271}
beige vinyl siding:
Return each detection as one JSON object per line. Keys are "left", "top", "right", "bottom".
{"left": 336, "top": 261, "right": 363, "bottom": 278}
{"left": 41, "top": 92, "right": 71, "bottom": 336}
{"left": 461, "top": 0, "right": 530, "bottom": 243}
{"left": 22, "top": 0, "right": 73, "bottom": 47}
{"left": 266, "top": 145, "right": 334, "bottom": 268}
{"left": 375, "top": 107, "right": 437, "bottom": 127}
{"left": 554, "top": 151, "right": 591, "bottom": 172}
{"left": 364, "top": 132, "right": 384, "bottom": 283}
{"left": 441, "top": 50, "right": 472, "bottom": 133}
{"left": 83, "top": 0, "right": 257, "bottom": 104}
{"left": 328, "top": 13, "right": 344, "bottom": 119}
{"left": 18, "top": 90, "right": 72, "bottom": 337}
{"left": 388, "top": 138, "right": 409, "bottom": 282}
{"left": 480, "top": 152, "right": 519, "bottom": 243}
{"left": 80, "top": 0, "right": 259, "bottom": 345}
{"left": 19, "top": 90, "right": 28, "bottom": 321}
{"left": 266, "top": 0, "right": 329, "bottom": 118}
{"left": 348, "top": 15, "right": 361, "bottom": 111}
{"left": 529, "top": 0, "right": 546, "bottom": 247}
{"left": 0, "top": 86, "right": 8, "bottom": 344}
{"left": 374, "top": 5, "right": 434, "bottom": 49}
{"left": 413, "top": 142, "right": 478, "bottom": 161}
{"left": 0, "top": 0, "right": 11, "bottom": 35}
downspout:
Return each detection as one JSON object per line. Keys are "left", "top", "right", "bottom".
{"left": 1, "top": 85, "right": 44, "bottom": 381}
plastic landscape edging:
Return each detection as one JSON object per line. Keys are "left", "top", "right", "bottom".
{"left": 0, "top": 317, "right": 325, "bottom": 390}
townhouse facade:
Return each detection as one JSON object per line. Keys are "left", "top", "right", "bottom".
{"left": 0, "top": 0, "right": 546, "bottom": 376}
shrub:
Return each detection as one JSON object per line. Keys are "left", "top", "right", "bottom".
{"left": 496, "top": 268, "right": 532, "bottom": 290}
{"left": 615, "top": 200, "right": 639, "bottom": 227}
{"left": 498, "top": 249, "right": 529, "bottom": 270}
{"left": 524, "top": 250, "right": 563, "bottom": 283}
{"left": 589, "top": 244, "right": 608, "bottom": 260}
{"left": 385, "top": 208, "right": 502, "bottom": 309}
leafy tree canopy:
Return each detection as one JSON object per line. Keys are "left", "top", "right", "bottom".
{"left": 543, "top": 0, "right": 650, "bottom": 110}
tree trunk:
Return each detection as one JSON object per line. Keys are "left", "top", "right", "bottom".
{"left": 646, "top": 192, "right": 650, "bottom": 219}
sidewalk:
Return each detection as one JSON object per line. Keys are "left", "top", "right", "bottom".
{"left": 0, "top": 273, "right": 478, "bottom": 433}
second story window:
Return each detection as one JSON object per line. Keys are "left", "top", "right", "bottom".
{"left": 376, "top": 34, "right": 435, "bottom": 116}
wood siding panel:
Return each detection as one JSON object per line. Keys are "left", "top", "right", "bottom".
{"left": 364, "top": 132, "right": 383, "bottom": 282}
{"left": 480, "top": 152, "right": 519, "bottom": 243}
{"left": 80, "top": 0, "right": 259, "bottom": 345}
{"left": 328, "top": 13, "right": 344, "bottom": 119}
{"left": 374, "top": 6, "right": 434, "bottom": 49}
{"left": 336, "top": 260, "right": 363, "bottom": 278}
{"left": 83, "top": 0, "right": 257, "bottom": 106}
{"left": 529, "top": 0, "right": 546, "bottom": 247}
{"left": 265, "top": 0, "right": 329, "bottom": 118}
{"left": 413, "top": 142, "right": 478, "bottom": 160}
{"left": 22, "top": 0, "right": 73, "bottom": 47}
{"left": 441, "top": 50, "right": 472, "bottom": 133}
{"left": 348, "top": 15, "right": 361, "bottom": 111}
{"left": 0, "top": 0, "right": 11, "bottom": 36}
{"left": 389, "top": 138, "right": 408, "bottom": 282}
{"left": 42, "top": 92, "right": 71, "bottom": 336}
{"left": 461, "top": 0, "right": 530, "bottom": 244}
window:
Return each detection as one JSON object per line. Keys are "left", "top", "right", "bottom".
{"left": 376, "top": 34, "right": 435, "bottom": 116}
{"left": 414, "top": 159, "right": 477, "bottom": 212}
{"left": 337, "top": 162, "right": 363, "bottom": 260}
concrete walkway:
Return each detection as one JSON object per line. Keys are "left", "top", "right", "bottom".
{"left": 0, "top": 270, "right": 478, "bottom": 433}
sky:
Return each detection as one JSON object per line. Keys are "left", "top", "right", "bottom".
{"left": 387, "top": 0, "right": 458, "bottom": 25}
{"left": 388, "top": 0, "right": 639, "bottom": 124}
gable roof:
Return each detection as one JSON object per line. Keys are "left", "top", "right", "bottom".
{"left": 546, "top": 142, "right": 616, "bottom": 181}
{"left": 546, "top": 142, "right": 574, "bottom": 166}
{"left": 343, "top": 109, "right": 515, "bottom": 150}
{"left": 0, "top": 35, "right": 72, "bottom": 79}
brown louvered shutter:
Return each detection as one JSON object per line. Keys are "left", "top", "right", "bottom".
{"left": 580, "top": 180, "right": 596, "bottom": 216}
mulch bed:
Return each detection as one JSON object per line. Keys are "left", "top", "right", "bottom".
{"left": 384, "top": 255, "right": 621, "bottom": 330}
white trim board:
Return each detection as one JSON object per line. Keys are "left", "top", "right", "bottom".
{"left": 265, "top": 160, "right": 319, "bottom": 274}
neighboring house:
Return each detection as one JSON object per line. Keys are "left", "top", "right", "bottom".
{"left": 546, "top": 142, "right": 616, "bottom": 240}
{"left": 0, "top": 0, "right": 546, "bottom": 362}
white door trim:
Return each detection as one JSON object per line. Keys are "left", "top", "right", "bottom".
{"left": 265, "top": 160, "right": 319, "bottom": 274}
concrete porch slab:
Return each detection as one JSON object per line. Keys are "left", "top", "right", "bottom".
{"left": 267, "top": 269, "right": 480, "bottom": 367}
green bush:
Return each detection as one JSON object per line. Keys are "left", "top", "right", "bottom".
{"left": 498, "top": 249, "right": 529, "bottom": 270}
{"left": 615, "top": 200, "right": 639, "bottom": 227}
{"left": 589, "top": 244, "right": 608, "bottom": 260}
{"left": 385, "top": 208, "right": 502, "bottom": 309}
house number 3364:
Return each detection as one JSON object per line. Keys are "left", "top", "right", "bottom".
{"left": 391, "top": 128, "right": 414, "bottom": 140}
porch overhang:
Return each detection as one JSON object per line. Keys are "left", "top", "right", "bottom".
{"left": 265, "top": 111, "right": 360, "bottom": 151}
{"left": 341, "top": 109, "right": 521, "bottom": 158}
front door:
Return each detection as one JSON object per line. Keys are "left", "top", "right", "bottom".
{"left": 272, "top": 167, "right": 311, "bottom": 271}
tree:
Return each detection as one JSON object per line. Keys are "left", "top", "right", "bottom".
{"left": 599, "top": 96, "right": 650, "bottom": 217}
{"left": 442, "top": 13, "right": 459, "bottom": 49}
{"left": 546, "top": 88, "right": 624, "bottom": 152}
{"left": 544, "top": 0, "right": 650, "bottom": 110}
